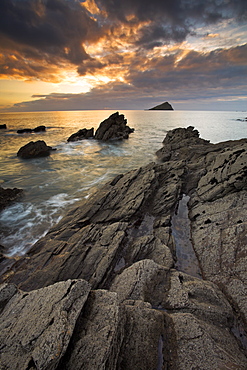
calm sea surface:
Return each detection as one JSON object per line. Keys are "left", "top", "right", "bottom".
{"left": 0, "top": 110, "right": 246, "bottom": 256}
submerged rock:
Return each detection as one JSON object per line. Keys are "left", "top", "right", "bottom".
{"left": 1, "top": 125, "right": 247, "bottom": 369}
{"left": 17, "top": 126, "right": 46, "bottom": 134}
{"left": 33, "top": 125, "right": 46, "bottom": 132}
{"left": 0, "top": 186, "right": 23, "bottom": 211}
{"left": 17, "top": 140, "right": 55, "bottom": 159}
{"left": 17, "top": 128, "right": 33, "bottom": 134}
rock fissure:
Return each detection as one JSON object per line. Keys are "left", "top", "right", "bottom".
{"left": 0, "top": 126, "right": 247, "bottom": 369}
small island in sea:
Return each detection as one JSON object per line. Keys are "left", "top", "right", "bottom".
{"left": 149, "top": 101, "right": 174, "bottom": 110}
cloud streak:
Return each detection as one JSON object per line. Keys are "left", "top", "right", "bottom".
{"left": 7, "top": 43, "right": 247, "bottom": 111}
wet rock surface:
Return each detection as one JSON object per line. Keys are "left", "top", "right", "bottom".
{"left": 0, "top": 185, "right": 24, "bottom": 211}
{"left": 17, "top": 125, "right": 46, "bottom": 134}
{"left": 0, "top": 126, "right": 247, "bottom": 369}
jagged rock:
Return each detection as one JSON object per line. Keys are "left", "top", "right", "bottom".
{"left": 0, "top": 163, "right": 179, "bottom": 291}
{"left": 17, "top": 140, "right": 55, "bottom": 159}
{"left": 156, "top": 126, "right": 211, "bottom": 162}
{"left": 67, "top": 112, "right": 134, "bottom": 142}
{"left": 0, "top": 280, "right": 91, "bottom": 370}
{"left": 0, "top": 126, "right": 247, "bottom": 368}
{"left": 110, "top": 260, "right": 247, "bottom": 369}
{"left": 149, "top": 101, "right": 174, "bottom": 110}
{"left": 59, "top": 289, "right": 125, "bottom": 370}
{"left": 0, "top": 124, "right": 7, "bottom": 129}
{"left": 33, "top": 125, "right": 46, "bottom": 132}
{"left": 17, "top": 128, "right": 33, "bottom": 134}
{"left": 94, "top": 112, "right": 134, "bottom": 141}
{"left": 0, "top": 186, "right": 23, "bottom": 211}
{"left": 67, "top": 128, "right": 94, "bottom": 142}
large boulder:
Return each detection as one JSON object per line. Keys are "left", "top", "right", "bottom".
{"left": 17, "top": 140, "right": 55, "bottom": 159}
{"left": 94, "top": 112, "right": 134, "bottom": 141}
{"left": 0, "top": 186, "right": 23, "bottom": 211}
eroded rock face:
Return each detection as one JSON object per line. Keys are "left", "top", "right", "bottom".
{"left": 0, "top": 280, "right": 91, "bottom": 370}
{"left": 17, "top": 140, "right": 55, "bottom": 159}
{"left": 0, "top": 126, "right": 247, "bottom": 369}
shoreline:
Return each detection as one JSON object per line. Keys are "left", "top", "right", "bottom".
{"left": 0, "top": 126, "right": 247, "bottom": 369}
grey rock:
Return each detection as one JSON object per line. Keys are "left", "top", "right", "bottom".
{"left": 0, "top": 126, "right": 247, "bottom": 368}
{"left": 67, "top": 128, "right": 94, "bottom": 142}
{"left": 67, "top": 112, "right": 134, "bottom": 142}
{"left": 117, "top": 299, "right": 165, "bottom": 370}
{"left": 149, "top": 101, "right": 174, "bottom": 110}
{"left": 0, "top": 185, "right": 24, "bottom": 211}
{"left": 33, "top": 125, "right": 46, "bottom": 132}
{"left": 59, "top": 289, "right": 125, "bottom": 370}
{"left": 17, "top": 128, "right": 33, "bottom": 134}
{"left": 0, "top": 279, "right": 91, "bottom": 370}
{"left": 17, "top": 140, "right": 55, "bottom": 159}
{"left": 111, "top": 260, "right": 247, "bottom": 369}
{"left": 94, "top": 111, "right": 134, "bottom": 141}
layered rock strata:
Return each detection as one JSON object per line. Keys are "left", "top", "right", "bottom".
{"left": 1, "top": 126, "right": 247, "bottom": 369}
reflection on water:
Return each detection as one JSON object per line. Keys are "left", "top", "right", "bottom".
{"left": 0, "top": 110, "right": 246, "bottom": 256}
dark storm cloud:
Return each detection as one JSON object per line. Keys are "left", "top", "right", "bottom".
{"left": 95, "top": 0, "right": 247, "bottom": 48}
{"left": 125, "top": 44, "right": 247, "bottom": 91}
{"left": 0, "top": 0, "right": 100, "bottom": 65}
{"left": 95, "top": 0, "right": 247, "bottom": 23}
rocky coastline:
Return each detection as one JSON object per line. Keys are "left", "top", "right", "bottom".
{"left": 0, "top": 126, "right": 247, "bottom": 369}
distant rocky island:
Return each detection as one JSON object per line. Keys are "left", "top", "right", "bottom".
{"left": 0, "top": 126, "right": 247, "bottom": 369}
{"left": 149, "top": 101, "right": 174, "bottom": 110}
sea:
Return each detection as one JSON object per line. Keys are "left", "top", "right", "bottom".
{"left": 0, "top": 110, "right": 246, "bottom": 257}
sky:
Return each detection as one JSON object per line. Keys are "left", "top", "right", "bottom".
{"left": 0, "top": 0, "right": 247, "bottom": 112}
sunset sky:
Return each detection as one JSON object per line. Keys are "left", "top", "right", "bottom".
{"left": 0, "top": 0, "right": 247, "bottom": 111}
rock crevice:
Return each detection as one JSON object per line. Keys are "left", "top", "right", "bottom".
{"left": 0, "top": 126, "right": 247, "bottom": 369}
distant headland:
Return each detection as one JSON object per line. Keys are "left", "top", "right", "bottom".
{"left": 149, "top": 101, "right": 174, "bottom": 110}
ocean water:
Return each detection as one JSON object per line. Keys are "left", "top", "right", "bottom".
{"left": 0, "top": 110, "right": 246, "bottom": 256}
